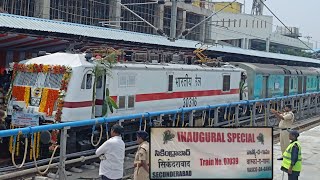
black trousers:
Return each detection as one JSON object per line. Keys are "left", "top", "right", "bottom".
{"left": 101, "top": 175, "right": 122, "bottom": 180}
{"left": 288, "top": 174, "right": 299, "bottom": 180}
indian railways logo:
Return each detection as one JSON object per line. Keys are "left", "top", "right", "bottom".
{"left": 256, "top": 133, "right": 264, "bottom": 145}
{"left": 32, "top": 88, "right": 42, "bottom": 98}
{"left": 163, "top": 130, "right": 175, "bottom": 144}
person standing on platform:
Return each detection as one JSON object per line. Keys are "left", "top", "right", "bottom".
{"left": 96, "top": 124, "right": 125, "bottom": 180}
{"left": 281, "top": 130, "right": 302, "bottom": 180}
{"left": 271, "top": 104, "right": 294, "bottom": 160}
{"left": 133, "top": 131, "right": 149, "bottom": 180}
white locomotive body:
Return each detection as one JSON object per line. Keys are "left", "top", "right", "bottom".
{"left": 7, "top": 52, "right": 245, "bottom": 123}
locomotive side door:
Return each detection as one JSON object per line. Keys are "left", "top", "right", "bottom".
{"left": 284, "top": 76, "right": 290, "bottom": 96}
{"left": 95, "top": 71, "right": 107, "bottom": 117}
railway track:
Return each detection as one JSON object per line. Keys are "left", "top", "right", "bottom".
{"left": 1, "top": 115, "right": 320, "bottom": 180}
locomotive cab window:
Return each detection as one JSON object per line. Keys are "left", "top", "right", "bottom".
{"left": 222, "top": 75, "right": 231, "bottom": 92}
{"left": 81, "top": 73, "right": 93, "bottom": 89}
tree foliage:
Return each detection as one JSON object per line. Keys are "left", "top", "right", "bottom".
{"left": 90, "top": 47, "right": 122, "bottom": 117}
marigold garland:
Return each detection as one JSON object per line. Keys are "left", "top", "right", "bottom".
{"left": 36, "top": 132, "right": 40, "bottom": 158}
{"left": 44, "top": 89, "right": 59, "bottom": 116}
{"left": 12, "top": 86, "right": 26, "bottom": 101}
{"left": 39, "top": 88, "right": 48, "bottom": 113}
{"left": 13, "top": 63, "right": 68, "bottom": 74}
{"left": 24, "top": 87, "right": 31, "bottom": 107}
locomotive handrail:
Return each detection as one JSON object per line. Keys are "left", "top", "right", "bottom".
{"left": 1, "top": 92, "right": 320, "bottom": 138}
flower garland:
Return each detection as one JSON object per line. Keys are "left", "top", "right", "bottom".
{"left": 12, "top": 86, "right": 25, "bottom": 101}
{"left": 24, "top": 87, "right": 30, "bottom": 107}
{"left": 55, "top": 71, "right": 71, "bottom": 122}
{"left": 39, "top": 88, "right": 49, "bottom": 113}
{"left": 11, "top": 86, "right": 30, "bottom": 106}
{"left": 46, "top": 89, "right": 59, "bottom": 116}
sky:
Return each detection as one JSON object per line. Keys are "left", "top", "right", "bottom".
{"left": 211, "top": 0, "right": 320, "bottom": 48}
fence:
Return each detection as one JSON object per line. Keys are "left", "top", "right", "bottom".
{"left": 0, "top": 92, "right": 320, "bottom": 179}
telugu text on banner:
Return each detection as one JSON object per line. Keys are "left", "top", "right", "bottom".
{"left": 150, "top": 128, "right": 272, "bottom": 179}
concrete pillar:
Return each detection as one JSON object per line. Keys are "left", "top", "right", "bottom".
{"left": 34, "top": 0, "right": 50, "bottom": 19}
{"left": 248, "top": 39, "right": 251, "bottom": 49}
{"left": 154, "top": 4, "right": 164, "bottom": 34}
{"left": 204, "top": 17, "right": 212, "bottom": 43}
{"left": 109, "top": 0, "right": 122, "bottom": 29}
{"left": 199, "top": 16, "right": 206, "bottom": 42}
{"left": 241, "top": 38, "right": 246, "bottom": 49}
{"left": 177, "top": 10, "right": 186, "bottom": 39}
{"left": 266, "top": 37, "right": 270, "bottom": 52}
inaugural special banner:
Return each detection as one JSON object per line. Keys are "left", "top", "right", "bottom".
{"left": 150, "top": 128, "right": 272, "bottom": 179}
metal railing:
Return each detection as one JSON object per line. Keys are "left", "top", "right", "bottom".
{"left": 0, "top": 92, "right": 320, "bottom": 179}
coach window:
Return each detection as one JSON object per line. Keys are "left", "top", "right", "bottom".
{"left": 118, "top": 96, "right": 126, "bottom": 109}
{"left": 168, "top": 75, "right": 173, "bottom": 92}
{"left": 128, "top": 95, "right": 135, "bottom": 109}
{"left": 81, "top": 73, "right": 92, "bottom": 89}
{"left": 222, "top": 75, "right": 231, "bottom": 92}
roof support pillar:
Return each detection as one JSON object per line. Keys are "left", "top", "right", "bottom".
{"left": 34, "top": 0, "right": 50, "bottom": 19}
{"left": 154, "top": 4, "right": 164, "bottom": 34}
{"left": 177, "top": 10, "right": 186, "bottom": 39}
{"left": 199, "top": 16, "right": 206, "bottom": 42}
{"left": 109, "top": 0, "right": 122, "bottom": 29}
{"left": 266, "top": 37, "right": 270, "bottom": 52}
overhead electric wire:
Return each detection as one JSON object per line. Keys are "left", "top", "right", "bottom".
{"left": 259, "top": 0, "right": 314, "bottom": 52}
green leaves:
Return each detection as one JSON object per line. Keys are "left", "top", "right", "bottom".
{"left": 102, "top": 88, "right": 118, "bottom": 117}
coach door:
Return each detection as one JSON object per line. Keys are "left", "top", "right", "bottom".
{"left": 318, "top": 76, "right": 320, "bottom": 91}
{"left": 298, "top": 76, "right": 303, "bottom": 94}
{"left": 303, "top": 76, "right": 307, "bottom": 93}
{"left": 284, "top": 76, "right": 290, "bottom": 96}
{"left": 262, "top": 76, "right": 269, "bottom": 98}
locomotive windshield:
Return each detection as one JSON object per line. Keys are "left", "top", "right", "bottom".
{"left": 14, "top": 72, "right": 63, "bottom": 89}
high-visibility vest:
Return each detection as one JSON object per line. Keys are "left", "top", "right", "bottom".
{"left": 281, "top": 141, "right": 302, "bottom": 172}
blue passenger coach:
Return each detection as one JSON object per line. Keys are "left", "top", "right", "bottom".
{"left": 233, "top": 63, "right": 320, "bottom": 100}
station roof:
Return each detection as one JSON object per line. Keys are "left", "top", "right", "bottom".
{"left": 0, "top": 13, "right": 319, "bottom": 65}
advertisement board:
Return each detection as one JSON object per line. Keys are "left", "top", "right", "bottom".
{"left": 150, "top": 127, "right": 272, "bottom": 179}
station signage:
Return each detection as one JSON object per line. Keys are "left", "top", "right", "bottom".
{"left": 12, "top": 112, "right": 40, "bottom": 127}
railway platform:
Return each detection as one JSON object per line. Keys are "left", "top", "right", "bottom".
{"left": 273, "top": 125, "right": 320, "bottom": 180}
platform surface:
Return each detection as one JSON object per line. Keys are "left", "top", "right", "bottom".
{"left": 273, "top": 125, "right": 320, "bottom": 180}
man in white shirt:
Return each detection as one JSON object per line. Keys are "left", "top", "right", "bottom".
{"left": 96, "top": 124, "right": 125, "bottom": 180}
